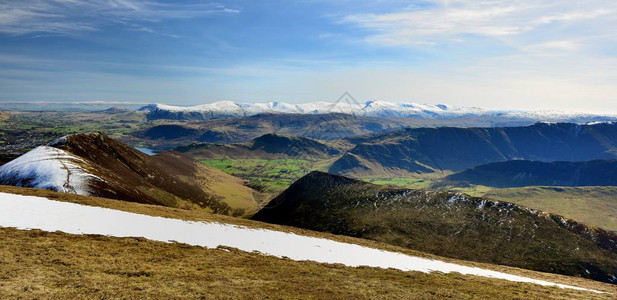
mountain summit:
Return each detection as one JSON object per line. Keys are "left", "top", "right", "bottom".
{"left": 0, "top": 132, "right": 259, "bottom": 216}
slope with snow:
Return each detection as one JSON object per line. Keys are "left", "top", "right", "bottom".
{"left": 0, "top": 146, "right": 100, "bottom": 194}
{"left": 0, "top": 192, "right": 601, "bottom": 293}
{"left": 139, "top": 100, "right": 617, "bottom": 122}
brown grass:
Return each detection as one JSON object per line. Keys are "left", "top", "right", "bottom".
{"left": 1, "top": 185, "right": 616, "bottom": 297}
{"left": 0, "top": 228, "right": 613, "bottom": 299}
{"left": 485, "top": 186, "right": 617, "bottom": 232}
{"left": 195, "top": 166, "right": 260, "bottom": 216}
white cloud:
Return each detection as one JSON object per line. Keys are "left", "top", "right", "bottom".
{"left": 0, "top": 0, "right": 239, "bottom": 36}
{"left": 535, "top": 9, "right": 612, "bottom": 24}
{"left": 326, "top": 0, "right": 617, "bottom": 112}
{"left": 521, "top": 40, "right": 580, "bottom": 54}
{"left": 341, "top": 1, "right": 617, "bottom": 48}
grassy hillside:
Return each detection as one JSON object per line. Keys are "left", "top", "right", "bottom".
{"left": 445, "top": 159, "right": 617, "bottom": 188}
{"left": 426, "top": 184, "right": 617, "bottom": 232}
{"left": 2, "top": 228, "right": 613, "bottom": 299}
{"left": 253, "top": 172, "right": 617, "bottom": 284}
{"left": 483, "top": 186, "right": 617, "bottom": 232}
{"left": 0, "top": 185, "right": 615, "bottom": 298}
{"left": 178, "top": 134, "right": 351, "bottom": 193}
{"left": 201, "top": 158, "right": 314, "bottom": 193}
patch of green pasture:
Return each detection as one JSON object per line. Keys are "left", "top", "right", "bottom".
{"left": 201, "top": 159, "right": 314, "bottom": 192}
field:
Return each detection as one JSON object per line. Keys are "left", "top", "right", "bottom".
{"left": 200, "top": 158, "right": 454, "bottom": 193}
{"left": 201, "top": 159, "right": 317, "bottom": 192}
{"left": 0, "top": 111, "right": 147, "bottom": 156}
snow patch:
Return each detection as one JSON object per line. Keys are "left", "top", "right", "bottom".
{"left": 0, "top": 147, "right": 100, "bottom": 194}
{"left": 586, "top": 121, "right": 617, "bottom": 125}
{"left": 0, "top": 193, "right": 602, "bottom": 294}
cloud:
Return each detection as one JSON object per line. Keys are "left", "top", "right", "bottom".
{"left": 0, "top": 0, "right": 239, "bottom": 36}
{"left": 340, "top": 1, "right": 617, "bottom": 48}
{"left": 521, "top": 40, "right": 580, "bottom": 54}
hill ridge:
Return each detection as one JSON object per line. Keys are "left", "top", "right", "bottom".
{"left": 330, "top": 122, "right": 617, "bottom": 176}
{"left": 0, "top": 132, "right": 259, "bottom": 216}
{"left": 253, "top": 171, "right": 617, "bottom": 283}
{"left": 445, "top": 159, "right": 617, "bottom": 187}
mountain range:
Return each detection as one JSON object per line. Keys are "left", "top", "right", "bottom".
{"left": 139, "top": 100, "right": 617, "bottom": 123}
{"left": 136, "top": 113, "right": 407, "bottom": 145}
{"left": 330, "top": 122, "right": 617, "bottom": 176}
{"left": 168, "top": 122, "right": 617, "bottom": 182}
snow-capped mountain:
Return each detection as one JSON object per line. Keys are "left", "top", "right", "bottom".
{"left": 138, "top": 100, "right": 617, "bottom": 122}
{"left": 0, "top": 132, "right": 258, "bottom": 215}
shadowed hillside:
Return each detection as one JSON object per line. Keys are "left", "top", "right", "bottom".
{"left": 445, "top": 159, "right": 617, "bottom": 187}
{"left": 253, "top": 171, "right": 617, "bottom": 284}
{"left": 176, "top": 133, "right": 350, "bottom": 160}
{"left": 330, "top": 122, "right": 617, "bottom": 176}
{"left": 136, "top": 113, "right": 407, "bottom": 145}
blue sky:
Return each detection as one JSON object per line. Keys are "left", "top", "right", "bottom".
{"left": 1, "top": 0, "right": 616, "bottom": 112}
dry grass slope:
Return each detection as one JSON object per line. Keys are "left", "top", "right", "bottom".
{"left": 485, "top": 186, "right": 617, "bottom": 232}
{"left": 0, "top": 228, "right": 613, "bottom": 299}
{"left": 1, "top": 185, "right": 616, "bottom": 298}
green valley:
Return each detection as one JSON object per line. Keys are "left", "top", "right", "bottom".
{"left": 201, "top": 158, "right": 317, "bottom": 193}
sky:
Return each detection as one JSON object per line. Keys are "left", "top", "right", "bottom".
{"left": 0, "top": 0, "right": 616, "bottom": 113}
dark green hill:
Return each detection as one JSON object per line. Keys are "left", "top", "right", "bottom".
{"left": 176, "top": 133, "right": 348, "bottom": 160}
{"left": 142, "top": 124, "right": 200, "bottom": 140}
{"left": 137, "top": 113, "right": 406, "bottom": 145}
{"left": 331, "top": 122, "right": 617, "bottom": 176}
{"left": 445, "top": 160, "right": 617, "bottom": 188}
{"left": 253, "top": 171, "right": 617, "bottom": 284}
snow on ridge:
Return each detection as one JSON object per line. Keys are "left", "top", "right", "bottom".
{"left": 141, "top": 102, "right": 244, "bottom": 114}
{"left": 0, "top": 146, "right": 100, "bottom": 195}
{"left": 586, "top": 121, "right": 617, "bottom": 125}
{"left": 138, "top": 100, "right": 617, "bottom": 121}
{"left": 0, "top": 193, "right": 602, "bottom": 294}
